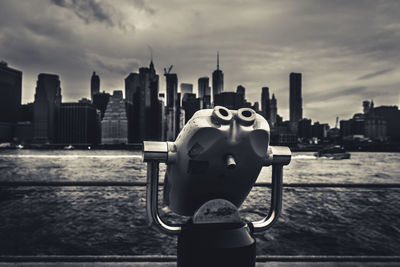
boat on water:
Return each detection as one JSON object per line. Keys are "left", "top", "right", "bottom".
{"left": 314, "top": 145, "right": 351, "bottom": 159}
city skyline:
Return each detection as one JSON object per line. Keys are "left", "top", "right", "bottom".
{"left": 1, "top": 1, "right": 400, "bottom": 127}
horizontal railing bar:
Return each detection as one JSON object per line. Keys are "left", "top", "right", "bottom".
{"left": 0, "top": 255, "right": 399, "bottom": 263}
{"left": 0, "top": 181, "right": 148, "bottom": 187}
{"left": 0, "top": 255, "right": 176, "bottom": 262}
{"left": 257, "top": 183, "right": 400, "bottom": 188}
{"left": 0, "top": 181, "right": 400, "bottom": 188}
{"left": 257, "top": 255, "right": 400, "bottom": 262}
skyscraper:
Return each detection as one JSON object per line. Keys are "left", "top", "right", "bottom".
{"left": 58, "top": 102, "right": 100, "bottom": 145}
{"left": 101, "top": 91, "right": 128, "bottom": 144}
{"left": 212, "top": 52, "right": 224, "bottom": 103}
{"left": 0, "top": 61, "right": 22, "bottom": 123}
{"left": 198, "top": 77, "right": 210, "bottom": 98}
{"left": 198, "top": 77, "right": 211, "bottom": 108}
{"left": 270, "top": 94, "right": 277, "bottom": 127}
{"left": 33, "top": 73, "right": 62, "bottom": 143}
{"left": 166, "top": 73, "right": 178, "bottom": 108}
{"left": 261, "top": 87, "right": 270, "bottom": 123}
{"left": 182, "top": 93, "right": 201, "bottom": 123}
{"left": 165, "top": 73, "right": 178, "bottom": 140}
{"left": 90, "top": 71, "right": 100, "bottom": 100}
{"left": 214, "top": 92, "right": 244, "bottom": 110}
{"left": 125, "top": 60, "right": 161, "bottom": 143}
{"left": 237, "top": 85, "right": 245, "bottom": 99}
{"left": 289, "top": 72, "right": 302, "bottom": 122}
{"left": 180, "top": 83, "right": 193, "bottom": 95}
{"left": 92, "top": 91, "right": 110, "bottom": 119}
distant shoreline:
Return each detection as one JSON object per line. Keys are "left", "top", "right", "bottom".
{"left": 0, "top": 143, "right": 399, "bottom": 152}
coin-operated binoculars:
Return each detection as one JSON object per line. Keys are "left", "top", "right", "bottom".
{"left": 143, "top": 106, "right": 291, "bottom": 267}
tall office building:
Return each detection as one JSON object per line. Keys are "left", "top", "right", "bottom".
{"left": 165, "top": 73, "right": 178, "bottom": 140}
{"left": 92, "top": 91, "right": 110, "bottom": 119}
{"left": 125, "top": 60, "right": 161, "bottom": 143}
{"left": 212, "top": 52, "right": 224, "bottom": 103}
{"left": 90, "top": 71, "right": 100, "bottom": 100}
{"left": 166, "top": 73, "right": 178, "bottom": 108}
{"left": 261, "top": 87, "right": 270, "bottom": 123}
{"left": 198, "top": 77, "right": 210, "bottom": 98}
{"left": 363, "top": 100, "right": 371, "bottom": 114}
{"left": 180, "top": 83, "right": 193, "bottom": 95}
{"left": 289, "top": 72, "right": 302, "bottom": 122}
{"left": 214, "top": 92, "right": 244, "bottom": 110}
{"left": 33, "top": 73, "right": 62, "bottom": 143}
{"left": 0, "top": 62, "right": 22, "bottom": 142}
{"left": 101, "top": 91, "right": 128, "bottom": 144}
{"left": 0, "top": 61, "right": 22, "bottom": 123}
{"left": 236, "top": 85, "right": 245, "bottom": 100}
{"left": 182, "top": 93, "right": 201, "bottom": 123}
{"left": 270, "top": 94, "right": 277, "bottom": 127}
{"left": 198, "top": 77, "right": 211, "bottom": 108}
{"left": 58, "top": 102, "right": 100, "bottom": 144}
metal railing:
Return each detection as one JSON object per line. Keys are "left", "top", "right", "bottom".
{"left": 1, "top": 181, "right": 400, "bottom": 188}
{"left": 0, "top": 255, "right": 399, "bottom": 263}
{"left": 0, "top": 180, "right": 399, "bottom": 263}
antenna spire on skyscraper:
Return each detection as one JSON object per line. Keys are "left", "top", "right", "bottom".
{"left": 217, "top": 51, "right": 219, "bottom": 70}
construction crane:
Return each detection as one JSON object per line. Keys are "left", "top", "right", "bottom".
{"left": 164, "top": 65, "right": 173, "bottom": 75}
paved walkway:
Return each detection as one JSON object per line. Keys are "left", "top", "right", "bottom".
{"left": 1, "top": 262, "right": 399, "bottom": 266}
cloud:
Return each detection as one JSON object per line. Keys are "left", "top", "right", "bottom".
{"left": 1, "top": 0, "right": 399, "bottom": 127}
{"left": 305, "top": 86, "right": 368, "bottom": 103}
{"left": 132, "top": 0, "right": 156, "bottom": 15}
{"left": 51, "top": 0, "right": 113, "bottom": 25}
{"left": 50, "top": 0, "right": 135, "bottom": 30}
{"left": 357, "top": 68, "right": 395, "bottom": 80}
{"left": 87, "top": 53, "right": 140, "bottom": 75}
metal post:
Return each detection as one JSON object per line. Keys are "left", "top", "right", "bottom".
{"left": 251, "top": 164, "right": 283, "bottom": 232}
{"left": 146, "top": 161, "right": 181, "bottom": 235}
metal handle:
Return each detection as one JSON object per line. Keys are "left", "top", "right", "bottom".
{"left": 144, "top": 141, "right": 182, "bottom": 235}
{"left": 251, "top": 146, "right": 291, "bottom": 232}
{"left": 146, "top": 161, "right": 182, "bottom": 235}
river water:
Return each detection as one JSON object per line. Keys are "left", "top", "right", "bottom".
{"left": 0, "top": 150, "right": 399, "bottom": 256}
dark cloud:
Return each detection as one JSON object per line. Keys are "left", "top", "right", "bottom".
{"left": 50, "top": 0, "right": 131, "bottom": 29}
{"left": 357, "top": 68, "right": 394, "bottom": 80}
{"left": 133, "top": 0, "right": 156, "bottom": 14}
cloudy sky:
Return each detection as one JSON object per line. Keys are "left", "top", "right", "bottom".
{"left": 1, "top": 0, "right": 399, "bottom": 126}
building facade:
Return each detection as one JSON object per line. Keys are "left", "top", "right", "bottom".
{"left": 182, "top": 93, "right": 201, "bottom": 123}
{"left": 33, "top": 73, "right": 62, "bottom": 143}
{"left": 198, "top": 77, "right": 211, "bottom": 108}
{"left": 214, "top": 92, "right": 244, "bottom": 110}
{"left": 212, "top": 52, "right": 224, "bottom": 103}
{"left": 236, "top": 85, "right": 245, "bottom": 100}
{"left": 165, "top": 73, "right": 178, "bottom": 140}
{"left": 58, "top": 102, "right": 100, "bottom": 144}
{"left": 261, "top": 87, "right": 270, "bottom": 123}
{"left": 90, "top": 71, "right": 100, "bottom": 100}
{"left": 125, "top": 60, "right": 161, "bottom": 143}
{"left": 289, "top": 72, "right": 302, "bottom": 122}
{"left": 270, "top": 94, "right": 277, "bottom": 127}
{"left": 0, "top": 61, "right": 22, "bottom": 123}
{"left": 180, "top": 83, "right": 193, "bottom": 95}
{"left": 101, "top": 91, "right": 128, "bottom": 144}
{"left": 92, "top": 91, "right": 110, "bottom": 119}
